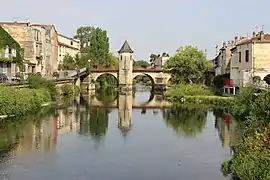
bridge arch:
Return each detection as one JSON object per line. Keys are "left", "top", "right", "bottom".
{"left": 93, "top": 72, "right": 118, "bottom": 88}
{"left": 93, "top": 72, "right": 118, "bottom": 82}
{"left": 132, "top": 73, "right": 155, "bottom": 86}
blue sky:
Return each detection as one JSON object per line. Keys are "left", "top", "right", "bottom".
{"left": 2, "top": 0, "right": 270, "bottom": 60}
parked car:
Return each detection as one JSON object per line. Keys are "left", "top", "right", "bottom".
{"left": 0, "top": 73, "right": 8, "bottom": 83}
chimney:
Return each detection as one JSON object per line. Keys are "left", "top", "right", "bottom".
{"left": 260, "top": 31, "right": 264, "bottom": 41}
{"left": 223, "top": 42, "right": 226, "bottom": 47}
{"left": 234, "top": 36, "right": 238, "bottom": 41}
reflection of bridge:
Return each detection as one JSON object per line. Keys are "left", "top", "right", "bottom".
{"left": 69, "top": 41, "right": 172, "bottom": 91}
{"left": 82, "top": 93, "right": 172, "bottom": 109}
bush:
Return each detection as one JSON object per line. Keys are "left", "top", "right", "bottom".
{"left": 222, "top": 85, "right": 270, "bottom": 179}
{"left": 166, "top": 84, "right": 214, "bottom": 97}
{"left": 61, "top": 84, "right": 74, "bottom": 96}
{"left": 164, "top": 84, "right": 233, "bottom": 107}
{"left": 28, "top": 75, "right": 58, "bottom": 100}
{"left": 0, "top": 86, "right": 51, "bottom": 116}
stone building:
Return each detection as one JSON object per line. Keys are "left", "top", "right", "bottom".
{"left": 0, "top": 26, "right": 22, "bottom": 79}
{"left": 0, "top": 22, "right": 58, "bottom": 74}
{"left": 31, "top": 24, "right": 58, "bottom": 74}
{"left": 230, "top": 31, "right": 270, "bottom": 87}
{"left": 57, "top": 34, "right": 80, "bottom": 70}
{"left": 0, "top": 22, "right": 39, "bottom": 73}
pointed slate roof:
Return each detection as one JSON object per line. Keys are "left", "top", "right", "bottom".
{"left": 118, "top": 40, "right": 134, "bottom": 53}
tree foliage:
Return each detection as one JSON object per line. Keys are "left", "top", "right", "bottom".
{"left": 73, "top": 26, "right": 93, "bottom": 53}
{"left": 133, "top": 60, "right": 149, "bottom": 67}
{"left": 165, "top": 46, "right": 208, "bottom": 84}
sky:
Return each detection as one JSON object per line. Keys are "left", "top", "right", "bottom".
{"left": 2, "top": 0, "right": 270, "bottom": 61}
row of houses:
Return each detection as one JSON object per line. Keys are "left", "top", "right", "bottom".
{"left": 213, "top": 30, "right": 270, "bottom": 89}
{"left": 0, "top": 21, "right": 80, "bottom": 79}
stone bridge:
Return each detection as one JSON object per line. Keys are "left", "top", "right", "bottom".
{"left": 68, "top": 40, "right": 172, "bottom": 92}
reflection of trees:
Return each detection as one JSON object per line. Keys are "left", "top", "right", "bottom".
{"left": 80, "top": 88, "right": 116, "bottom": 140}
{"left": 80, "top": 105, "right": 109, "bottom": 141}
{"left": 163, "top": 106, "right": 207, "bottom": 137}
{"left": 95, "top": 87, "right": 117, "bottom": 105}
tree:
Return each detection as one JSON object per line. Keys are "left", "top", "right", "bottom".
{"left": 74, "top": 26, "right": 94, "bottom": 53}
{"left": 108, "top": 52, "right": 119, "bottom": 68}
{"left": 165, "top": 46, "right": 208, "bottom": 84}
{"left": 61, "top": 54, "right": 77, "bottom": 70}
{"left": 133, "top": 60, "right": 150, "bottom": 67}
{"left": 88, "top": 27, "right": 109, "bottom": 67}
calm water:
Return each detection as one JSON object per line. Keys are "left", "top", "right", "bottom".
{"left": 0, "top": 89, "right": 237, "bottom": 180}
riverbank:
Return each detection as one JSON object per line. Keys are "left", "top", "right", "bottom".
{"left": 0, "top": 75, "right": 79, "bottom": 119}
{"left": 221, "top": 86, "right": 270, "bottom": 180}
{"left": 164, "top": 84, "right": 233, "bottom": 108}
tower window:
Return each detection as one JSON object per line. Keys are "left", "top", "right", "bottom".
{"left": 130, "top": 55, "right": 132, "bottom": 60}
{"left": 120, "top": 55, "right": 122, "bottom": 60}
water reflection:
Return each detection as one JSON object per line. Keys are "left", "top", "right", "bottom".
{"left": 0, "top": 88, "right": 241, "bottom": 180}
{"left": 162, "top": 106, "right": 207, "bottom": 137}
{"left": 213, "top": 109, "right": 237, "bottom": 149}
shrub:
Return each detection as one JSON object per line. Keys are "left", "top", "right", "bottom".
{"left": 27, "top": 75, "right": 58, "bottom": 100}
{"left": 0, "top": 86, "right": 51, "bottom": 116}
{"left": 222, "top": 85, "right": 270, "bottom": 179}
{"left": 166, "top": 84, "right": 214, "bottom": 97}
{"left": 61, "top": 84, "right": 74, "bottom": 96}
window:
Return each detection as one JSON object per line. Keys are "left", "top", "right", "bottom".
{"left": 2, "top": 63, "right": 7, "bottom": 73}
{"left": 120, "top": 55, "right": 122, "bottom": 60}
{"left": 245, "top": 50, "right": 249, "bottom": 62}
{"left": 71, "top": 41, "right": 73, "bottom": 45}
{"left": 239, "top": 52, "right": 241, "bottom": 62}
{"left": 130, "top": 55, "right": 132, "bottom": 60}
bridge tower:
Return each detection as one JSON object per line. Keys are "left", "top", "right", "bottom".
{"left": 118, "top": 40, "right": 134, "bottom": 92}
{"left": 118, "top": 92, "right": 132, "bottom": 137}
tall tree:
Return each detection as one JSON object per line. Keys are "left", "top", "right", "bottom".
{"left": 74, "top": 26, "right": 94, "bottom": 53}
{"left": 88, "top": 27, "right": 110, "bottom": 67}
{"left": 165, "top": 46, "right": 208, "bottom": 84}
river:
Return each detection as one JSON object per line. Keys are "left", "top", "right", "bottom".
{"left": 0, "top": 88, "right": 237, "bottom": 180}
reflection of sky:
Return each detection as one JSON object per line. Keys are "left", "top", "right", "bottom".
{"left": 0, "top": 92, "right": 232, "bottom": 180}
{"left": 133, "top": 91, "right": 151, "bottom": 105}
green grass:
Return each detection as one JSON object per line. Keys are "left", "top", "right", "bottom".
{"left": 165, "top": 84, "right": 233, "bottom": 107}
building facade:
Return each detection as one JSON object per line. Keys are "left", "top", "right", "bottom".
{"left": 0, "top": 46, "right": 17, "bottom": 78}
{"left": 32, "top": 24, "right": 58, "bottom": 73}
{"left": 230, "top": 31, "right": 270, "bottom": 87}
{"left": 0, "top": 22, "right": 38, "bottom": 73}
{"left": 57, "top": 34, "right": 80, "bottom": 70}
{"left": 0, "top": 22, "right": 59, "bottom": 74}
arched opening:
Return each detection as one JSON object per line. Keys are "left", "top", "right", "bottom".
{"left": 263, "top": 74, "right": 270, "bottom": 85}
{"left": 133, "top": 73, "right": 155, "bottom": 90}
{"left": 95, "top": 73, "right": 118, "bottom": 89}
{"left": 132, "top": 74, "right": 155, "bottom": 106}
{"left": 167, "top": 78, "right": 173, "bottom": 86}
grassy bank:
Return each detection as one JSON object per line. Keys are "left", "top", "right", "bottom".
{"left": 0, "top": 75, "right": 79, "bottom": 118}
{"left": 164, "top": 84, "right": 233, "bottom": 107}
{"left": 221, "top": 86, "right": 270, "bottom": 180}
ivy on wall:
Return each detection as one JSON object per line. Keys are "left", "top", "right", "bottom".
{"left": 0, "top": 26, "right": 24, "bottom": 67}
